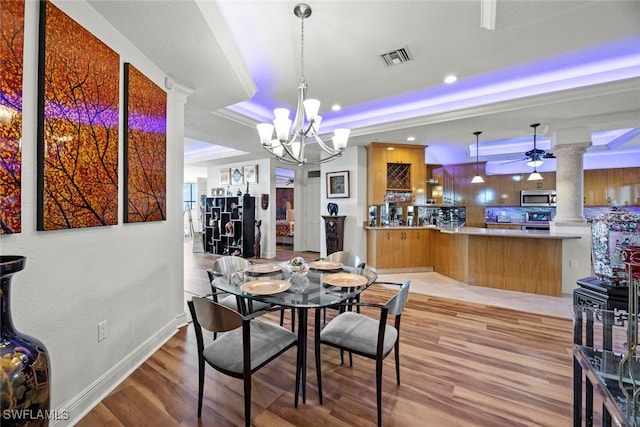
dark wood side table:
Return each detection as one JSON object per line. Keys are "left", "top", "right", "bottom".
{"left": 573, "top": 277, "right": 629, "bottom": 427}
{"left": 322, "top": 215, "right": 345, "bottom": 255}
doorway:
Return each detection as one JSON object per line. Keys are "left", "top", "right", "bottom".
{"left": 275, "top": 168, "right": 295, "bottom": 249}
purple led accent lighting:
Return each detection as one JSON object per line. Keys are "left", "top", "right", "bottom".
{"left": 127, "top": 112, "right": 167, "bottom": 134}
{"left": 231, "top": 35, "right": 640, "bottom": 130}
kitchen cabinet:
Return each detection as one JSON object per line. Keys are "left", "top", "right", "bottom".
{"left": 366, "top": 142, "right": 427, "bottom": 205}
{"left": 583, "top": 169, "right": 608, "bottom": 206}
{"left": 366, "top": 228, "right": 431, "bottom": 270}
{"left": 584, "top": 167, "right": 640, "bottom": 206}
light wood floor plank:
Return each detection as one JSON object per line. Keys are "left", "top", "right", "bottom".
{"left": 77, "top": 246, "right": 573, "bottom": 426}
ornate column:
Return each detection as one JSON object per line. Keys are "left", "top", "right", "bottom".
{"left": 551, "top": 128, "right": 592, "bottom": 223}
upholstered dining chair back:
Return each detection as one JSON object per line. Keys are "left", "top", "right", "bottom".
{"left": 325, "top": 251, "right": 365, "bottom": 269}
{"left": 191, "top": 295, "right": 243, "bottom": 333}
{"left": 211, "top": 255, "right": 251, "bottom": 276}
{"left": 385, "top": 280, "right": 411, "bottom": 316}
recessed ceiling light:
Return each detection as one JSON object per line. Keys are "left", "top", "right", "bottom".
{"left": 444, "top": 75, "right": 458, "bottom": 84}
{"left": 407, "top": 136, "right": 415, "bottom": 142}
{"left": 387, "top": 147, "right": 395, "bottom": 151}
{"left": 331, "top": 104, "right": 341, "bottom": 111}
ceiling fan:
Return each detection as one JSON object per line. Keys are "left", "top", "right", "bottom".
{"left": 275, "top": 175, "right": 294, "bottom": 186}
{"left": 501, "top": 124, "right": 555, "bottom": 166}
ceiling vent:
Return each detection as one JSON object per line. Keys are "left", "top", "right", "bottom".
{"left": 379, "top": 47, "right": 413, "bottom": 67}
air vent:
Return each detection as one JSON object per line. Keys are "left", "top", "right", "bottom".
{"left": 379, "top": 46, "right": 413, "bottom": 67}
{"left": 307, "top": 170, "right": 321, "bottom": 178}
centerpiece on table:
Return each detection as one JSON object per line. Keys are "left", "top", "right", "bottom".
{"left": 287, "top": 257, "right": 309, "bottom": 292}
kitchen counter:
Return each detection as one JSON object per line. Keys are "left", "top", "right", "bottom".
{"left": 365, "top": 224, "right": 581, "bottom": 296}
{"left": 365, "top": 224, "right": 579, "bottom": 240}
{"left": 442, "top": 226, "right": 580, "bottom": 240}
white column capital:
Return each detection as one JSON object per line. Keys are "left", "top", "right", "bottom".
{"left": 551, "top": 127, "right": 593, "bottom": 151}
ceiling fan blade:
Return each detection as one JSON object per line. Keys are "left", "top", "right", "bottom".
{"left": 543, "top": 152, "right": 556, "bottom": 159}
{"left": 500, "top": 157, "right": 528, "bottom": 165}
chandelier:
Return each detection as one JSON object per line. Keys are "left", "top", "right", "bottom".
{"left": 256, "top": 3, "right": 350, "bottom": 165}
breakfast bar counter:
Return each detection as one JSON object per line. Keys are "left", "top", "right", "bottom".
{"left": 365, "top": 225, "right": 581, "bottom": 296}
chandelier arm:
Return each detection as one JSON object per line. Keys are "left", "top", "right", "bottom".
{"left": 310, "top": 130, "right": 342, "bottom": 155}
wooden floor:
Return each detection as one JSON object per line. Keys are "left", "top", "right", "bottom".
{"left": 78, "top": 243, "right": 574, "bottom": 426}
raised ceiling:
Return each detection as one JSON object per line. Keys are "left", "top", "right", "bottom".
{"left": 87, "top": 0, "right": 640, "bottom": 173}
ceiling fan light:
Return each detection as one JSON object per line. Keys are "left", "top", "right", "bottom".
{"left": 526, "top": 159, "right": 543, "bottom": 167}
{"left": 471, "top": 174, "right": 485, "bottom": 183}
{"left": 527, "top": 171, "right": 543, "bottom": 181}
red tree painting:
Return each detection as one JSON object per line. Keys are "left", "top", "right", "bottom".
{"left": 0, "top": 0, "right": 25, "bottom": 234}
{"left": 124, "top": 63, "right": 167, "bottom": 223}
{"left": 37, "top": 1, "right": 119, "bottom": 230}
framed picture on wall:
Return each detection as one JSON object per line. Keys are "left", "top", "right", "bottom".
{"left": 231, "top": 167, "right": 244, "bottom": 184}
{"left": 220, "top": 168, "right": 230, "bottom": 185}
{"left": 326, "top": 171, "right": 350, "bottom": 198}
{"left": 244, "top": 164, "right": 258, "bottom": 183}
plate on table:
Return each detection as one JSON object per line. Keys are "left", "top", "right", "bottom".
{"left": 323, "top": 273, "right": 368, "bottom": 288}
{"left": 241, "top": 280, "right": 290, "bottom": 295}
{"left": 309, "top": 260, "right": 343, "bottom": 270}
{"left": 246, "top": 263, "right": 281, "bottom": 274}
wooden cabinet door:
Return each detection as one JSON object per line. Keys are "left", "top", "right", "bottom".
{"left": 408, "top": 229, "right": 431, "bottom": 267}
{"left": 584, "top": 169, "right": 608, "bottom": 206}
{"left": 607, "top": 167, "right": 640, "bottom": 206}
{"left": 367, "top": 146, "right": 387, "bottom": 205}
{"left": 375, "top": 230, "right": 399, "bottom": 269}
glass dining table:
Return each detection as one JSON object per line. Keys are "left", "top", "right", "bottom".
{"left": 210, "top": 261, "right": 378, "bottom": 405}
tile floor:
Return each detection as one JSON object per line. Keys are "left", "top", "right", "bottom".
{"left": 376, "top": 271, "right": 574, "bottom": 319}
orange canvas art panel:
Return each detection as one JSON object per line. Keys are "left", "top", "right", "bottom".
{"left": 123, "top": 63, "right": 167, "bottom": 223}
{"left": 0, "top": 0, "right": 25, "bottom": 234}
{"left": 37, "top": 1, "right": 119, "bottom": 230}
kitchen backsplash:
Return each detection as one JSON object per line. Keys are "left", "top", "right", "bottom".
{"left": 485, "top": 206, "right": 640, "bottom": 223}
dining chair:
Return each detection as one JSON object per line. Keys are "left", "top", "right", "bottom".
{"left": 322, "top": 250, "right": 366, "bottom": 322}
{"left": 207, "top": 255, "right": 294, "bottom": 332}
{"left": 314, "top": 280, "right": 411, "bottom": 426}
{"left": 188, "top": 296, "right": 300, "bottom": 427}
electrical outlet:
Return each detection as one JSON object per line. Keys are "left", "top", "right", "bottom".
{"left": 569, "top": 260, "right": 578, "bottom": 269}
{"left": 98, "top": 320, "right": 107, "bottom": 342}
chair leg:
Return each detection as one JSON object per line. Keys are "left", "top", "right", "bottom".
{"left": 376, "top": 357, "right": 383, "bottom": 427}
{"left": 349, "top": 351, "right": 353, "bottom": 367}
{"left": 197, "top": 355, "right": 205, "bottom": 418}
{"left": 280, "top": 309, "right": 285, "bottom": 326}
{"left": 291, "top": 308, "right": 296, "bottom": 333}
{"left": 395, "top": 340, "right": 401, "bottom": 385}
{"left": 244, "top": 375, "right": 251, "bottom": 427}
{"left": 314, "top": 309, "right": 324, "bottom": 404}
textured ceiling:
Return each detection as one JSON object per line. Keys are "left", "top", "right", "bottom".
{"left": 87, "top": 0, "right": 640, "bottom": 171}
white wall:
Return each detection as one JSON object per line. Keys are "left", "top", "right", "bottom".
{"left": 320, "top": 146, "right": 368, "bottom": 259}
{"left": 0, "top": 1, "right": 185, "bottom": 424}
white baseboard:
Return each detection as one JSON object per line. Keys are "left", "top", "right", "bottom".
{"left": 51, "top": 317, "right": 182, "bottom": 426}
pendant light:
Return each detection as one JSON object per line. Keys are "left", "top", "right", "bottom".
{"left": 470, "top": 131, "right": 485, "bottom": 183}
{"left": 527, "top": 123, "right": 543, "bottom": 181}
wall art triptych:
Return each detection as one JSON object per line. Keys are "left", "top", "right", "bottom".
{"left": 0, "top": 0, "right": 25, "bottom": 234}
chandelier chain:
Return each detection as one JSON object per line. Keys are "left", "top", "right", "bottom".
{"left": 300, "top": 14, "right": 305, "bottom": 81}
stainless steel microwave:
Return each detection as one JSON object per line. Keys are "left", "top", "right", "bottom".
{"left": 520, "top": 190, "right": 557, "bottom": 207}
